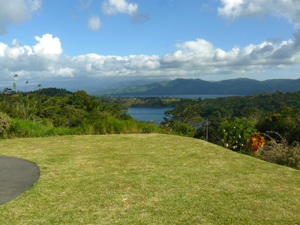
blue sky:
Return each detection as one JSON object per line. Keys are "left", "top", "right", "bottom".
{"left": 1, "top": 0, "right": 300, "bottom": 91}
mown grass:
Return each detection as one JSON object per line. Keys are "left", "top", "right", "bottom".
{"left": 0, "top": 134, "right": 299, "bottom": 224}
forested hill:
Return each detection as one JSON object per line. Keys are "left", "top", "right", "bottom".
{"left": 2, "top": 87, "right": 73, "bottom": 97}
{"left": 99, "top": 78, "right": 300, "bottom": 95}
{"left": 32, "top": 87, "right": 73, "bottom": 96}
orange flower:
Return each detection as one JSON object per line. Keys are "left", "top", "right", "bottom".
{"left": 247, "top": 133, "right": 265, "bottom": 155}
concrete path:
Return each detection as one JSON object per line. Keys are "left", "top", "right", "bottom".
{"left": 0, "top": 156, "right": 40, "bottom": 206}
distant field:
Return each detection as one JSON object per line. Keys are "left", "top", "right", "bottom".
{"left": 0, "top": 134, "right": 299, "bottom": 224}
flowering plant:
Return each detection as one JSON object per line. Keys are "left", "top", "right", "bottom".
{"left": 218, "top": 117, "right": 257, "bottom": 153}
{"left": 246, "top": 132, "right": 265, "bottom": 155}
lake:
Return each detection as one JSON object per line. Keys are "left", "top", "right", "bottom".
{"left": 127, "top": 107, "right": 173, "bottom": 124}
{"left": 126, "top": 94, "right": 236, "bottom": 124}
{"left": 108, "top": 94, "right": 236, "bottom": 99}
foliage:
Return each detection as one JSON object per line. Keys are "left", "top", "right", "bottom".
{"left": 8, "top": 119, "right": 78, "bottom": 138}
{"left": 0, "top": 112, "right": 11, "bottom": 137}
{"left": 163, "top": 100, "right": 203, "bottom": 126}
{"left": 161, "top": 122, "right": 194, "bottom": 137}
{"left": 97, "top": 96, "right": 192, "bottom": 109}
{"left": 246, "top": 133, "right": 265, "bottom": 155}
{"left": 160, "top": 101, "right": 203, "bottom": 137}
{"left": 0, "top": 88, "right": 162, "bottom": 138}
{"left": 31, "top": 87, "right": 73, "bottom": 97}
{"left": 217, "top": 117, "right": 257, "bottom": 153}
{"left": 259, "top": 132, "right": 300, "bottom": 170}
{"left": 255, "top": 106, "right": 300, "bottom": 144}
{"left": 200, "top": 90, "right": 300, "bottom": 118}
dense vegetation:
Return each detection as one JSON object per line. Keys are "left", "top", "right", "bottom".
{"left": 97, "top": 96, "right": 192, "bottom": 108}
{"left": 99, "top": 78, "right": 300, "bottom": 95}
{"left": 0, "top": 88, "right": 161, "bottom": 138}
{"left": 1, "top": 83, "right": 300, "bottom": 169}
{"left": 162, "top": 90, "right": 300, "bottom": 169}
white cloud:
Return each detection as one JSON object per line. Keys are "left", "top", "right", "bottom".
{"left": 218, "top": 0, "right": 300, "bottom": 28}
{"left": 54, "top": 68, "right": 75, "bottom": 77}
{"left": 0, "top": 34, "right": 62, "bottom": 79}
{"left": 1, "top": 32, "right": 300, "bottom": 83}
{"left": 102, "top": 0, "right": 150, "bottom": 23}
{"left": 88, "top": 15, "right": 101, "bottom": 31}
{"left": 0, "top": 0, "right": 42, "bottom": 34}
{"left": 102, "top": 0, "right": 138, "bottom": 16}
{"left": 32, "top": 34, "right": 63, "bottom": 57}
{"left": 160, "top": 30, "right": 300, "bottom": 75}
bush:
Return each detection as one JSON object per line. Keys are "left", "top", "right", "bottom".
{"left": 217, "top": 117, "right": 257, "bottom": 153}
{"left": 9, "top": 119, "right": 77, "bottom": 138}
{"left": 136, "top": 122, "right": 158, "bottom": 133}
{"left": 0, "top": 112, "right": 11, "bottom": 137}
{"left": 259, "top": 132, "right": 300, "bottom": 170}
{"left": 171, "top": 122, "right": 194, "bottom": 137}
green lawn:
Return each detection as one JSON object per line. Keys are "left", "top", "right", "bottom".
{"left": 0, "top": 134, "right": 299, "bottom": 224}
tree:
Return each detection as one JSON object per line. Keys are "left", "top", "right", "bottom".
{"left": 163, "top": 101, "right": 203, "bottom": 126}
{"left": 25, "top": 81, "right": 29, "bottom": 97}
{"left": 13, "top": 74, "right": 18, "bottom": 93}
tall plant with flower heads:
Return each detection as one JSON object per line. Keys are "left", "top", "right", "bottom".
{"left": 217, "top": 117, "right": 257, "bottom": 153}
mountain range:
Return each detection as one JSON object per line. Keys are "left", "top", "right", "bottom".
{"left": 98, "top": 78, "right": 300, "bottom": 96}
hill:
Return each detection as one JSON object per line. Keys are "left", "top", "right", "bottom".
{"left": 0, "top": 134, "right": 299, "bottom": 224}
{"left": 82, "top": 78, "right": 169, "bottom": 95}
{"left": 1, "top": 87, "right": 73, "bottom": 97}
{"left": 99, "top": 78, "right": 300, "bottom": 95}
{"left": 32, "top": 87, "right": 73, "bottom": 97}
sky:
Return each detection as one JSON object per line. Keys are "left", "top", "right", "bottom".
{"left": 1, "top": 0, "right": 300, "bottom": 91}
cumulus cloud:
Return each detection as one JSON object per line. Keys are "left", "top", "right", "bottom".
{"left": 1, "top": 31, "right": 300, "bottom": 83}
{"left": 0, "top": 34, "right": 63, "bottom": 80}
{"left": 32, "top": 34, "right": 63, "bottom": 57}
{"left": 88, "top": 15, "right": 101, "bottom": 31}
{"left": 218, "top": 0, "right": 300, "bottom": 28}
{"left": 0, "top": 0, "right": 42, "bottom": 34}
{"left": 160, "top": 30, "right": 300, "bottom": 74}
{"left": 102, "top": 0, "right": 150, "bottom": 23}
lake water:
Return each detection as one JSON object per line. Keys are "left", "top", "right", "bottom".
{"left": 126, "top": 95, "right": 236, "bottom": 124}
{"left": 127, "top": 107, "right": 173, "bottom": 124}
{"left": 108, "top": 94, "right": 236, "bottom": 99}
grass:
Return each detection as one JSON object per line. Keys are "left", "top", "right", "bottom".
{"left": 0, "top": 134, "right": 299, "bottom": 224}
{"left": 7, "top": 118, "right": 161, "bottom": 138}
{"left": 9, "top": 119, "right": 78, "bottom": 137}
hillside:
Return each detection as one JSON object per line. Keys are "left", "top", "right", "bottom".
{"left": 31, "top": 87, "right": 73, "bottom": 97}
{"left": 0, "top": 134, "right": 299, "bottom": 224}
{"left": 1, "top": 87, "right": 73, "bottom": 97}
{"left": 99, "top": 78, "right": 300, "bottom": 95}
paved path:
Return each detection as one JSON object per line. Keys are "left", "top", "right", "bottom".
{"left": 0, "top": 156, "right": 40, "bottom": 206}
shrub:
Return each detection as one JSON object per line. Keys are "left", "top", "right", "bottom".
{"left": 0, "top": 112, "right": 11, "bottom": 137}
{"left": 259, "top": 132, "right": 300, "bottom": 170}
{"left": 92, "top": 113, "right": 127, "bottom": 134}
{"left": 172, "top": 122, "right": 194, "bottom": 137}
{"left": 218, "top": 117, "right": 257, "bottom": 153}
{"left": 136, "top": 122, "right": 157, "bottom": 133}
{"left": 9, "top": 119, "right": 77, "bottom": 138}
